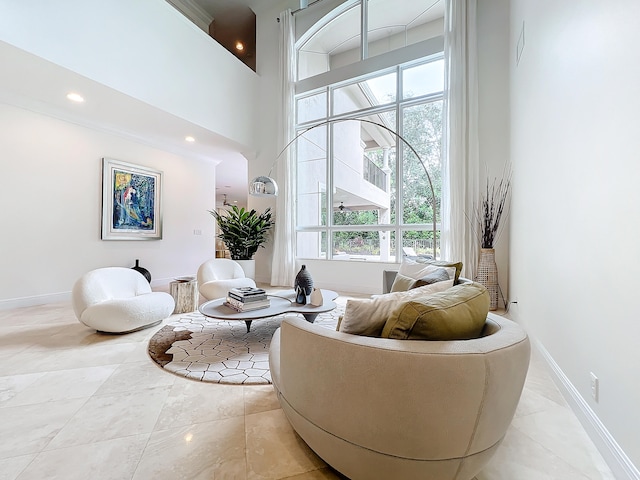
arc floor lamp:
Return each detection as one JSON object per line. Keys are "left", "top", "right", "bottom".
{"left": 249, "top": 117, "right": 438, "bottom": 259}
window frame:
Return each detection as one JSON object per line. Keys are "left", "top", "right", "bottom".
{"left": 294, "top": 1, "right": 444, "bottom": 263}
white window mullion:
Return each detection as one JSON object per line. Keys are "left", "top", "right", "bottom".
{"left": 326, "top": 120, "right": 334, "bottom": 259}
{"left": 295, "top": 38, "right": 444, "bottom": 262}
{"left": 361, "top": 0, "right": 368, "bottom": 60}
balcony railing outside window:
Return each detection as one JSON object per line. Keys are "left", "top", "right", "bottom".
{"left": 363, "top": 156, "right": 387, "bottom": 191}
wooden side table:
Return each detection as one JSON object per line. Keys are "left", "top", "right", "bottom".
{"left": 170, "top": 279, "right": 198, "bottom": 314}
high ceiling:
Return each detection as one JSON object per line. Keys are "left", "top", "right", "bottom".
{"left": 0, "top": 39, "right": 252, "bottom": 209}
{"left": 192, "top": 0, "right": 284, "bottom": 16}
{"left": 0, "top": 40, "right": 247, "bottom": 165}
{"left": 2, "top": 1, "right": 444, "bottom": 210}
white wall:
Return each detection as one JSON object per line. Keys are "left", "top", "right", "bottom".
{"left": 509, "top": 0, "right": 640, "bottom": 475}
{"left": 0, "top": 0, "right": 261, "bottom": 307}
{"left": 295, "top": 259, "right": 397, "bottom": 295}
{"left": 477, "top": 0, "right": 511, "bottom": 302}
{"left": 0, "top": 0, "right": 257, "bottom": 150}
{"left": 0, "top": 103, "right": 216, "bottom": 307}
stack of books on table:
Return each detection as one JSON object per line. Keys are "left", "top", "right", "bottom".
{"left": 224, "top": 287, "right": 270, "bottom": 312}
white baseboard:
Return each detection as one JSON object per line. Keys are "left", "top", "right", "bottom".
{"left": 534, "top": 340, "right": 640, "bottom": 480}
{"left": 0, "top": 291, "right": 71, "bottom": 310}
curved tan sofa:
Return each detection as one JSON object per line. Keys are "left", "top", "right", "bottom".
{"left": 269, "top": 313, "right": 530, "bottom": 480}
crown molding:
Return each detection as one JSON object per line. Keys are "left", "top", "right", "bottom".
{"left": 166, "top": 0, "right": 214, "bottom": 32}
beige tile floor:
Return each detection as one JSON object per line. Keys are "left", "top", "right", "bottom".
{"left": 0, "top": 295, "right": 616, "bottom": 480}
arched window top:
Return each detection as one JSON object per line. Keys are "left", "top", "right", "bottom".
{"left": 296, "top": 0, "right": 444, "bottom": 82}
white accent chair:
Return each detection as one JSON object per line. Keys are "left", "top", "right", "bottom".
{"left": 197, "top": 258, "right": 257, "bottom": 300}
{"left": 72, "top": 267, "right": 175, "bottom": 333}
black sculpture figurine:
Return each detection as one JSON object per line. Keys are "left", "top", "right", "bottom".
{"left": 295, "top": 285, "right": 307, "bottom": 305}
{"left": 294, "top": 265, "right": 313, "bottom": 295}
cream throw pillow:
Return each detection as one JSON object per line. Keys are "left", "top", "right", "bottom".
{"left": 389, "top": 272, "right": 416, "bottom": 292}
{"left": 338, "top": 279, "right": 454, "bottom": 337}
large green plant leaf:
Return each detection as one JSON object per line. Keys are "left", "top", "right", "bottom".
{"left": 208, "top": 206, "right": 275, "bottom": 260}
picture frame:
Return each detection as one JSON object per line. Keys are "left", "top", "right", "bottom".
{"left": 101, "top": 158, "right": 163, "bottom": 240}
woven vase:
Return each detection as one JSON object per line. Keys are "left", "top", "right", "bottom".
{"left": 475, "top": 248, "right": 498, "bottom": 311}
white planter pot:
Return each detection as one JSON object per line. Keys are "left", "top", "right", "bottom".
{"left": 235, "top": 259, "right": 256, "bottom": 280}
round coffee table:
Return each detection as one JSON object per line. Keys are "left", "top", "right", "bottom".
{"left": 198, "top": 289, "right": 338, "bottom": 332}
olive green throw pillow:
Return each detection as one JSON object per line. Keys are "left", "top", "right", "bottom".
{"left": 338, "top": 279, "right": 454, "bottom": 337}
{"left": 381, "top": 282, "right": 489, "bottom": 340}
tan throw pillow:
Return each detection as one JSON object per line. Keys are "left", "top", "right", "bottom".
{"left": 339, "top": 279, "right": 454, "bottom": 337}
{"left": 381, "top": 282, "right": 489, "bottom": 340}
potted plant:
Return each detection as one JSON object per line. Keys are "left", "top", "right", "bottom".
{"left": 208, "top": 205, "right": 275, "bottom": 279}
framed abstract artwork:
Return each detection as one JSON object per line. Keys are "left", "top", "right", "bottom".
{"left": 101, "top": 158, "right": 163, "bottom": 240}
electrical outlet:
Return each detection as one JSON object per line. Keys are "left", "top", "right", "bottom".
{"left": 590, "top": 372, "right": 599, "bottom": 402}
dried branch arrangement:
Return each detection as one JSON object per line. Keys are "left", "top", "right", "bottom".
{"left": 473, "top": 169, "right": 512, "bottom": 249}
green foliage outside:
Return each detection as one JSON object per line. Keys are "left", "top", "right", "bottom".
{"left": 332, "top": 100, "right": 443, "bottom": 256}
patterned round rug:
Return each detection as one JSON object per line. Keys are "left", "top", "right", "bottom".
{"left": 148, "top": 303, "right": 343, "bottom": 385}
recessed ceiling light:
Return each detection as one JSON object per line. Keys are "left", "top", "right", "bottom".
{"left": 185, "top": 136, "right": 195, "bottom": 142}
{"left": 66, "top": 92, "right": 84, "bottom": 103}
{"left": 235, "top": 41, "right": 244, "bottom": 52}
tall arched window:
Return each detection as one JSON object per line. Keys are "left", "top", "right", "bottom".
{"left": 294, "top": 0, "right": 444, "bottom": 262}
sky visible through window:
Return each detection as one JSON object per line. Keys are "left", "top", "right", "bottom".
{"left": 365, "top": 59, "right": 444, "bottom": 102}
